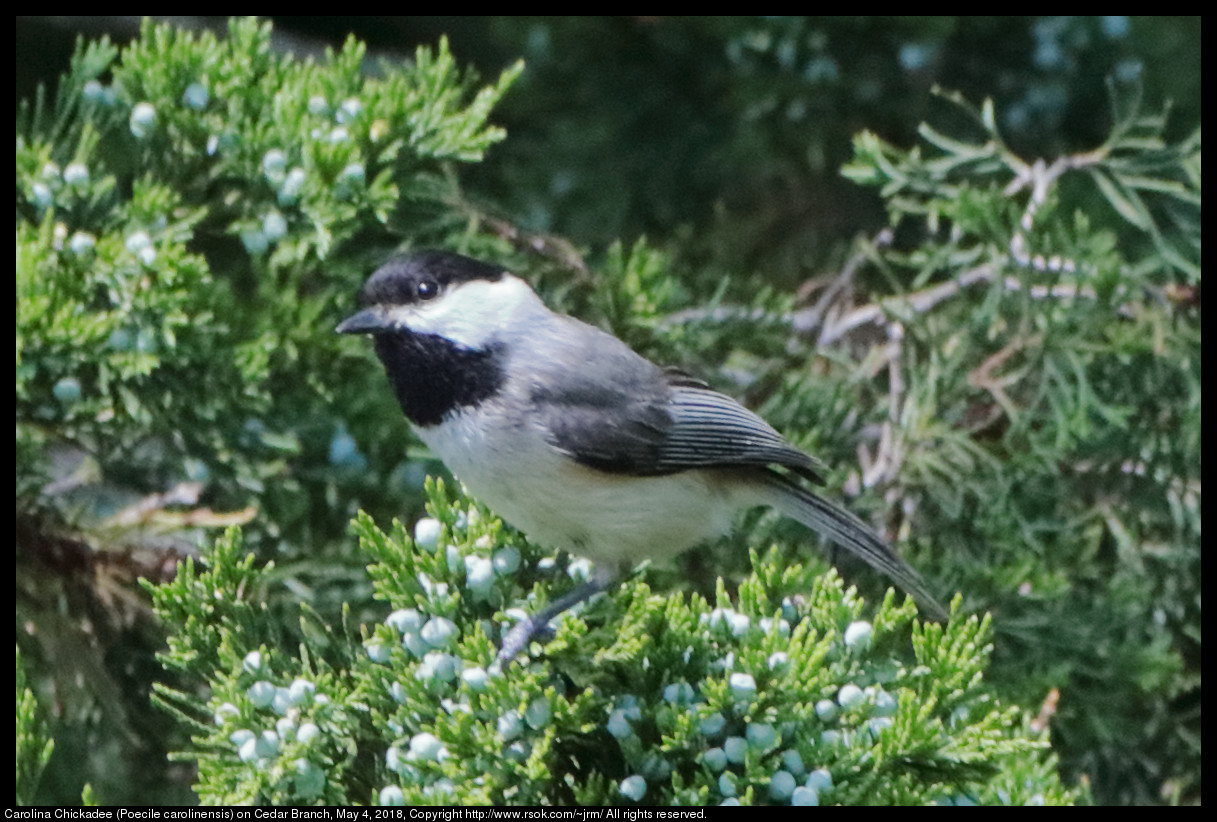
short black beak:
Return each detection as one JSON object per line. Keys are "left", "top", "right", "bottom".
{"left": 335, "top": 307, "right": 389, "bottom": 335}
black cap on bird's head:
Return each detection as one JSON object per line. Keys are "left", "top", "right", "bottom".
{"left": 336, "top": 250, "right": 508, "bottom": 336}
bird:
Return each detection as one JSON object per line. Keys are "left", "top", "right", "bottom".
{"left": 336, "top": 249, "right": 946, "bottom": 662}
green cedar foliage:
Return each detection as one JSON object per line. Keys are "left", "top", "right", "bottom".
{"left": 148, "top": 479, "right": 1078, "bottom": 806}
{"left": 17, "top": 18, "right": 520, "bottom": 548}
{"left": 839, "top": 84, "right": 1199, "bottom": 805}
{"left": 16, "top": 647, "right": 55, "bottom": 806}
{"left": 16, "top": 17, "right": 520, "bottom": 804}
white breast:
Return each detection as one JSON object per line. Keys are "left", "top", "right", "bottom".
{"left": 415, "top": 404, "right": 743, "bottom": 570}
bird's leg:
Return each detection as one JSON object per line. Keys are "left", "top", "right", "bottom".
{"left": 496, "top": 573, "right": 614, "bottom": 665}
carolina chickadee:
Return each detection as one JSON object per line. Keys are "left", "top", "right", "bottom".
{"left": 337, "top": 250, "right": 946, "bottom": 661}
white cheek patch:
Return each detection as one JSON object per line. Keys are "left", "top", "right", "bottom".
{"left": 392, "top": 275, "right": 543, "bottom": 350}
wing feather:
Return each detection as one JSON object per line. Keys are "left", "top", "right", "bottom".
{"left": 532, "top": 352, "right": 823, "bottom": 483}
{"left": 657, "top": 385, "right": 824, "bottom": 482}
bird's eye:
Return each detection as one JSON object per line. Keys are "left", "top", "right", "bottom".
{"left": 415, "top": 279, "right": 439, "bottom": 301}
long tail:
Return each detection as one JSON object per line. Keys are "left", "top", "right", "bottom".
{"left": 759, "top": 471, "right": 948, "bottom": 621}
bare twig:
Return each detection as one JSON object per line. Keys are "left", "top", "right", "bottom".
{"left": 1003, "top": 149, "right": 1105, "bottom": 274}
{"left": 792, "top": 228, "right": 895, "bottom": 338}
{"left": 816, "top": 262, "right": 999, "bottom": 345}
{"left": 861, "top": 321, "right": 907, "bottom": 489}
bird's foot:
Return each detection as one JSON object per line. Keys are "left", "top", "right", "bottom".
{"left": 494, "top": 576, "right": 614, "bottom": 667}
{"left": 496, "top": 617, "right": 557, "bottom": 666}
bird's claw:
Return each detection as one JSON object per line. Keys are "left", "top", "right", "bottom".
{"left": 496, "top": 616, "right": 557, "bottom": 666}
